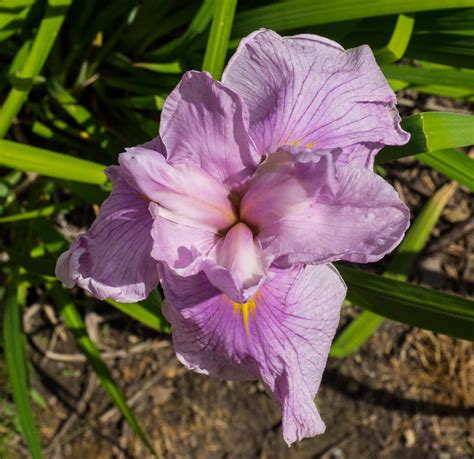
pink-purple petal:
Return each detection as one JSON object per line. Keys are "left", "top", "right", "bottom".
{"left": 160, "top": 263, "right": 346, "bottom": 445}
{"left": 55, "top": 167, "right": 159, "bottom": 302}
{"left": 202, "top": 223, "right": 271, "bottom": 303}
{"left": 160, "top": 70, "right": 261, "bottom": 188}
{"left": 149, "top": 202, "right": 218, "bottom": 277}
{"left": 259, "top": 161, "right": 410, "bottom": 265}
{"left": 240, "top": 150, "right": 331, "bottom": 229}
{"left": 119, "top": 147, "right": 237, "bottom": 233}
{"left": 222, "top": 29, "right": 409, "bottom": 166}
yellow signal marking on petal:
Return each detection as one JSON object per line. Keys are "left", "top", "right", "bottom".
{"left": 290, "top": 140, "right": 315, "bottom": 148}
{"left": 228, "top": 291, "right": 263, "bottom": 336}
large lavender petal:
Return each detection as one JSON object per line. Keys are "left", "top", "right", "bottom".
{"left": 160, "top": 70, "right": 261, "bottom": 189}
{"left": 258, "top": 155, "right": 410, "bottom": 265}
{"left": 222, "top": 29, "right": 409, "bottom": 167}
{"left": 160, "top": 263, "right": 346, "bottom": 445}
{"left": 55, "top": 167, "right": 159, "bottom": 302}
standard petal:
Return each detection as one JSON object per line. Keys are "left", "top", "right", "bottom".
{"left": 55, "top": 167, "right": 159, "bottom": 302}
{"left": 203, "top": 223, "right": 270, "bottom": 303}
{"left": 119, "top": 147, "right": 237, "bottom": 232}
{"left": 258, "top": 163, "right": 410, "bottom": 265}
{"left": 222, "top": 29, "right": 409, "bottom": 166}
{"left": 160, "top": 70, "right": 260, "bottom": 188}
{"left": 160, "top": 263, "right": 346, "bottom": 445}
{"left": 240, "top": 150, "right": 332, "bottom": 229}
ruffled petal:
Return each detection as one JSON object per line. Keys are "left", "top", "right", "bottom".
{"left": 240, "top": 150, "right": 327, "bottom": 229}
{"left": 202, "top": 223, "right": 271, "bottom": 303}
{"left": 149, "top": 202, "right": 218, "bottom": 277}
{"left": 55, "top": 167, "right": 159, "bottom": 302}
{"left": 258, "top": 157, "right": 410, "bottom": 265}
{"left": 119, "top": 147, "right": 237, "bottom": 233}
{"left": 160, "top": 70, "right": 261, "bottom": 189}
{"left": 222, "top": 29, "right": 409, "bottom": 167}
{"left": 160, "top": 263, "right": 346, "bottom": 445}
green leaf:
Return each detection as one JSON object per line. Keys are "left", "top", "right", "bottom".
{"left": 0, "top": 0, "right": 72, "bottom": 138}
{"left": 232, "top": 0, "right": 474, "bottom": 37}
{"left": 0, "top": 140, "right": 107, "bottom": 185}
{"left": 418, "top": 149, "right": 474, "bottom": 191}
{"left": 373, "top": 14, "right": 415, "bottom": 63}
{"left": 202, "top": 0, "right": 237, "bottom": 79}
{"left": 382, "top": 64, "right": 474, "bottom": 90}
{"left": 376, "top": 112, "right": 474, "bottom": 163}
{"left": 51, "top": 286, "right": 157, "bottom": 457}
{"left": 3, "top": 277, "right": 43, "bottom": 458}
{"left": 146, "top": 0, "right": 215, "bottom": 60}
{"left": 337, "top": 265, "right": 474, "bottom": 342}
{"left": 406, "top": 33, "right": 474, "bottom": 68}
{"left": 331, "top": 182, "right": 458, "bottom": 357}
{"left": 47, "top": 79, "right": 112, "bottom": 149}
{"left": 106, "top": 290, "right": 171, "bottom": 333}
{"left": 0, "top": 200, "right": 74, "bottom": 223}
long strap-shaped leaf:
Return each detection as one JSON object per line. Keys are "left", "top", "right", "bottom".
{"left": 373, "top": 14, "right": 415, "bottom": 64}
{"left": 337, "top": 265, "right": 474, "bottom": 342}
{"left": 146, "top": 0, "right": 215, "bottom": 59}
{"left": 376, "top": 112, "right": 474, "bottom": 163}
{"left": 202, "top": 0, "right": 238, "bottom": 79}
{"left": 3, "top": 277, "right": 43, "bottom": 458}
{"left": 232, "top": 0, "right": 474, "bottom": 37}
{"left": 418, "top": 149, "right": 474, "bottom": 192}
{"left": 0, "top": 140, "right": 107, "bottom": 185}
{"left": 0, "top": 0, "right": 72, "bottom": 138}
{"left": 106, "top": 290, "right": 170, "bottom": 333}
{"left": 51, "top": 286, "right": 157, "bottom": 457}
{"left": 331, "top": 182, "right": 458, "bottom": 357}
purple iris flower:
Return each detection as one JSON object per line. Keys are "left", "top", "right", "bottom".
{"left": 57, "top": 30, "right": 410, "bottom": 444}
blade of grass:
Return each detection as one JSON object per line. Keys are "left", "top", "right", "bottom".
{"left": 381, "top": 64, "right": 474, "bottom": 89}
{"left": 51, "top": 286, "right": 157, "bottom": 457}
{"left": 376, "top": 112, "right": 474, "bottom": 163}
{"left": 202, "top": 0, "right": 237, "bottom": 79}
{"left": 417, "top": 149, "right": 474, "bottom": 191}
{"left": 406, "top": 33, "right": 474, "bottom": 68}
{"left": 0, "top": 200, "right": 74, "bottom": 223}
{"left": 4, "top": 275, "right": 43, "bottom": 458}
{"left": 105, "top": 290, "right": 170, "bottom": 333}
{"left": 331, "top": 182, "right": 458, "bottom": 357}
{"left": 0, "top": 0, "right": 72, "bottom": 138}
{"left": 337, "top": 265, "right": 474, "bottom": 341}
{"left": 146, "top": 0, "right": 215, "bottom": 60}
{"left": 232, "top": 0, "right": 474, "bottom": 37}
{"left": 0, "top": 140, "right": 107, "bottom": 185}
{"left": 373, "top": 14, "right": 414, "bottom": 63}
{"left": 47, "top": 79, "right": 113, "bottom": 150}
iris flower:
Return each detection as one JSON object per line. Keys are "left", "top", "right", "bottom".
{"left": 57, "top": 30, "right": 410, "bottom": 444}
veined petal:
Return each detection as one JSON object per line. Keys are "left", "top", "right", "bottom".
{"left": 222, "top": 29, "right": 409, "bottom": 167}
{"left": 240, "top": 150, "right": 332, "bottom": 228}
{"left": 203, "top": 223, "right": 270, "bottom": 303}
{"left": 160, "top": 70, "right": 261, "bottom": 189}
{"left": 160, "top": 263, "right": 346, "bottom": 445}
{"left": 55, "top": 167, "right": 159, "bottom": 302}
{"left": 259, "top": 161, "right": 410, "bottom": 265}
{"left": 119, "top": 147, "right": 237, "bottom": 233}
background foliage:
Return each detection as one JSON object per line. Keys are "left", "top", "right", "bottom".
{"left": 0, "top": 0, "right": 473, "bottom": 456}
